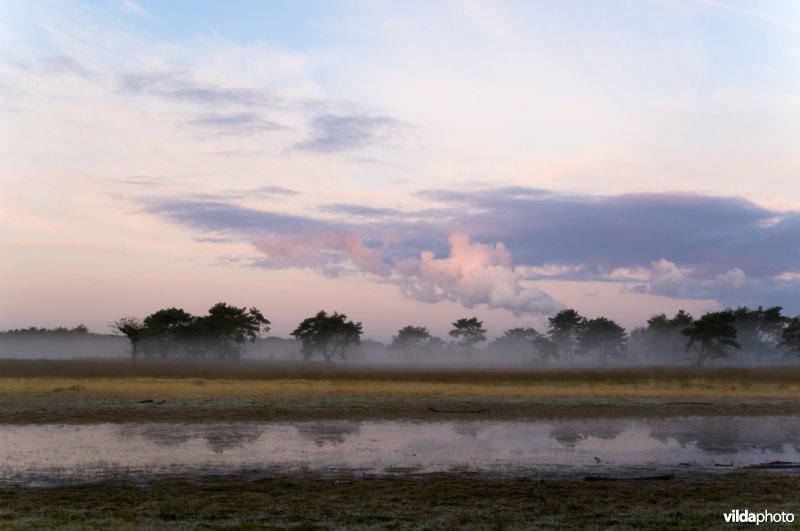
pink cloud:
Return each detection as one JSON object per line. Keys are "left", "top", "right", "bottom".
{"left": 253, "top": 232, "right": 562, "bottom": 316}
{"left": 397, "top": 234, "right": 562, "bottom": 316}
{"left": 254, "top": 233, "right": 388, "bottom": 276}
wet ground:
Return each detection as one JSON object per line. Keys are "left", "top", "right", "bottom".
{"left": 3, "top": 392, "right": 800, "bottom": 424}
{"left": 3, "top": 416, "right": 799, "bottom": 486}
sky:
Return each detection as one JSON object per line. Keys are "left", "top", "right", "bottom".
{"left": 1, "top": 0, "right": 800, "bottom": 342}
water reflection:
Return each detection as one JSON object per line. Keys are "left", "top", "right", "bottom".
{"left": 453, "top": 422, "right": 483, "bottom": 438}
{"left": 295, "top": 422, "right": 361, "bottom": 447}
{"left": 118, "top": 424, "right": 264, "bottom": 453}
{"left": 550, "top": 421, "right": 625, "bottom": 448}
{"left": 1, "top": 416, "right": 798, "bottom": 485}
{"left": 647, "top": 417, "right": 800, "bottom": 455}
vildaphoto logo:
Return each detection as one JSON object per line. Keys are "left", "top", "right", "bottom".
{"left": 724, "top": 509, "right": 795, "bottom": 525}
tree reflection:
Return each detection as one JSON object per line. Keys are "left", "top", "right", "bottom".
{"left": 648, "top": 417, "right": 800, "bottom": 455}
{"left": 119, "top": 424, "right": 264, "bottom": 453}
{"left": 295, "top": 422, "right": 361, "bottom": 447}
{"left": 549, "top": 421, "right": 625, "bottom": 448}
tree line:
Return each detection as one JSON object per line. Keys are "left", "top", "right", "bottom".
{"left": 0, "top": 325, "right": 91, "bottom": 336}
{"left": 488, "top": 306, "right": 799, "bottom": 367}
{"left": 371, "top": 307, "right": 800, "bottom": 367}
{"left": 105, "top": 303, "right": 800, "bottom": 367}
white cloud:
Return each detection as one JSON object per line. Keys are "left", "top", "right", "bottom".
{"left": 649, "top": 258, "right": 691, "bottom": 296}
{"left": 606, "top": 266, "right": 652, "bottom": 281}
{"left": 777, "top": 271, "right": 800, "bottom": 282}
{"left": 517, "top": 263, "right": 586, "bottom": 279}
{"left": 396, "top": 234, "right": 562, "bottom": 316}
{"left": 617, "top": 259, "right": 762, "bottom": 301}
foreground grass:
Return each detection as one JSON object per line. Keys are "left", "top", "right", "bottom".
{"left": 1, "top": 472, "right": 798, "bottom": 530}
{"left": 2, "top": 359, "right": 800, "bottom": 399}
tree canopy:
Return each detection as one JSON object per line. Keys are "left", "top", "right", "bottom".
{"left": 489, "top": 327, "right": 545, "bottom": 362}
{"left": 548, "top": 309, "right": 586, "bottom": 362}
{"left": 681, "top": 310, "right": 741, "bottom": 367}
{"left": 640, "top": 310, "right": 694, "bottom": 360}
{"left": 492, "top": 327, "right": 541, "bottom": 348}
{"left": 532, "top": 335, "right": 559, "bottom": 365}
{"left": 141, "top": 307, "right": 195, "bottom": 358}
{"left": 111, "top": 303, "right": 269, "bottom": 361}
{"left": 389, "top": 325, "right": 438, "bottom": 360}
{"left": 449, "top": 317, "right": 486, "bottom": 360}
{"left": 731, "top": 306, "right": 787, "bottom": 362}
{"left": 109, "top": 317, "right": 146, "bottom": 365}
{"left": 579, "top": 317, "right": 627, "bottom": 365}
{"left": 195, "top": 303, "right": 270, "bottom": 359}
{"left": 778, "top": 317, "right": 800, "bottom": 360}
{"left": 291, "top": 310, "right": 363, "bottom": 363}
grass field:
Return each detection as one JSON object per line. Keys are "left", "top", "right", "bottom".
{"left": 3, "top": 359, "right": 800, "bottom": 399}
{"left": 4, "top": 358, "right": 800, "bottom": 383}
{"left": 1, "top": 359, "right": 800, "bottom": 423}
{"left": 1, "top": 472, "right": 797, "bottom": 530}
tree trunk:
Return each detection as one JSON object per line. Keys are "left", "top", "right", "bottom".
{"left": 694, "top": 345, "right": 707, "bottom": 367}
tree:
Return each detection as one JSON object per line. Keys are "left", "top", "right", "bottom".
{"left": 449, "top": 317, "right": 486, "bottom": 361}
{"left": 758, "top": 306, "right": 789, "bottom": 345}
{"left": 489, "top": 327, "right": 543, "bottom": 362}
{"left": 291, "top": 310, "right": 363, "bottom": 363}
{"left": 389, "top": 325, "right": 437, "bottom": 361}
{"left": 193, "top": 303, "right": 270, "bottom": 359}
{"left": 681, "top": 310, "right": 741, "bottom": 367}
{"left": 778, "top": 317, "right": 800, "bottom": 360}
{"left": 547, "top": 309, "right": 586, "bottom": 362}
{"left": 579, "top": 317, "right": 627, "bottom": 365}
{"left": 141, "top": 307, "right": 195, "bottom": 358}
{"left": 492, "top": 327, "right": 540, "bottom": 347}
{"left": 627, "top": 326, "right": 648, "bottom": 363}
{"left": 532, "top": 335, "right": 559, "bottom": 365}
{"left": 731, "top": 306, "right": 787, "bottom": 363}
{"left": 639, "top": 310, "right": 694, "bottom": 361}
{"left": 109, "top": 317, "right": 145, "bottom": 365}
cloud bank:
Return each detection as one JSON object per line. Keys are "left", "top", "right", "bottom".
{"left": 141, "top": 186, "right": 800, "bottom": 315}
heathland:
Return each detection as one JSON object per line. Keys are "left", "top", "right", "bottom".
{"left": 1, "top": 359, "right": 799, "bottom": 529}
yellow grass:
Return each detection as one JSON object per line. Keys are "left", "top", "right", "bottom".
{"left": 2, "top": 376, "right": 800, "bottom": 399}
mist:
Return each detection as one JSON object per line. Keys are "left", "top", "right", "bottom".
{"left": 0, "top": 327, "right": 791, "bottom": 368}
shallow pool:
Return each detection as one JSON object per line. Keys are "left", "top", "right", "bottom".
{"left": 2, "top": 416, "right": 799, "bottom": 485}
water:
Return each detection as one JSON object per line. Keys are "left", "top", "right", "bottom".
{"left": 1, "top": 417, "right": 799, "bottom": 485}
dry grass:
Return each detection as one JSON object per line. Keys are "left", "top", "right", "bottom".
{"left": 5, "top": 358, "right": 800, "bottom": 383}
{"left": 2, "top": 359, "right": 800, "bottom": 400}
